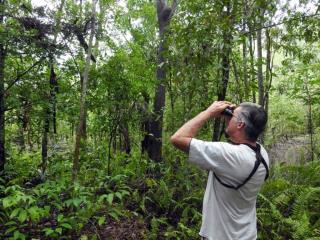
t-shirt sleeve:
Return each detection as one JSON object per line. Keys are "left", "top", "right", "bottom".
{"left": 188, "top": 138, "right": 229, "bottom": 171}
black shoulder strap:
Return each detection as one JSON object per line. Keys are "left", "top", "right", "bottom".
{"left": 214, "top": 143, "right": 269, "bottom": 190}
{"left": 243, "top": 143, "right": 269, "bottom": 181}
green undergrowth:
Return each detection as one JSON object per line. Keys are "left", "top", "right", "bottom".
{"left": 0, "top": 146, "right": 319, "bottom": 239}
{"left": 258, "top": 161, "right": 320, "bottom": 240}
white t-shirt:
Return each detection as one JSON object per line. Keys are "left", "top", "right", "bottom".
{"left": 188, "top": 138, "right": 269, "bottom": 240}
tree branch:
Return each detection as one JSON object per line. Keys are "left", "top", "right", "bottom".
{"left": 242, "top": 12, "right": 320, "bottom": 35}
{"left": 169, "top": 0, "right": 178, "bottom": 19}
{"left": 5, "top": 57, "right": 45, "bottom": 93}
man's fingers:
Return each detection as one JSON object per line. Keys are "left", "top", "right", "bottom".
{"left": 223, "top": 101, "right": 232, "bottom": 105}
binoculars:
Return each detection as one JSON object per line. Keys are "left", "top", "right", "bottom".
{"left": 222, "top": 107, "right": 234, "bottom": 117}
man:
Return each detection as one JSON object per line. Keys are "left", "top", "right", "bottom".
{"left": 170, "top": 101, "right": 269, "bottom": 240}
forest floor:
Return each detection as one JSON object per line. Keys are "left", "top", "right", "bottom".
{"left": 81, "top": 217, "right": 147, "bottom": 240}
{"left": 268, "top": 135, "right": 312, "bottom": 165}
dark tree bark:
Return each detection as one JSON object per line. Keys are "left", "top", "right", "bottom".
{"left": 40, "top": 0, "right": 64, "bottom": 177}
{"left": 212, "top": 3, "right": 232, "bottom": 141}
{"left": 242, "top": 0, "right": 249, "bottom": 101}
{"left": 248, "top": 30, "right": 256, "bottom": 103}
{"left": 120, "top": 122, "right": 131, "bottom": 154}
{"left": 40, "top": 58, "right": 58, "bottom": 176}
{"left": 256, "top": 4, "right": 267, "bottom": 108}
{"left": 0, "top": 42, "right": 5, "bottom": 173}
{"left": 257, "top": 26, "right": 264, "bottom": 108}
{"left": 232, "top": 59, "right": 242, "bottom": 102}
{"left": 51, "top": 0, "right": 64, "bottom": 135}
{"left": 50, "top": 65, "right": 58, "bottom": 134}
{"left": 141, "top": 92, "right": 150, "bottom": 155}
{"left": 260, "top": 28, "right": 273, "bottom": 143}
{"left": 17, "top": 99, "right": 30, "bottom": 153}
{"left": 41, "top": 108, "right": 50, "bottom": 175}
{"left": 304, "top": 78, "right": 314, "bottom": 161}
{"left": 0, "top": 0, "right": 6, "bottom": 172}
{"left": 264, "top": 29, "right": 274, "bottom": 121}
{"left": 18, "top": 123, "right": 25, "bottom": 153}
{"left": 144, "top": 0, "right": 177, "bottom": 162}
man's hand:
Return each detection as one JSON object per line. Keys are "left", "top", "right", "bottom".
{"left": 205, "top": 101, "right": 235, "bottom": 118}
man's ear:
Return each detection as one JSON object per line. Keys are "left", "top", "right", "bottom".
{"left": 237, "top": 121, "right": 246, "bottom": 129}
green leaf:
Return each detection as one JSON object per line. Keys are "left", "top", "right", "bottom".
{"left": 5, "top": 220, "right": 16, "bottom": 226}
{"left": 55, "top": 227, "right": 62, "bottom": 234}
{"left": 10, "top": 208, "right": 21, "bottom": 219}
{"left": 57, "top": 214, "right": 64, "bottom": 222}
{"left": 80, "top": 235, "right": 88, "bottom": 240}
{"left": 115, "top": 192, "right": 122, "bottom": 200}
{"left": 72, "top": 198, "right": 82, "bottom": 208}
{"left": 5, "top": 226, "right": 17, "bottom": 235}
{"left": 3, "top": 198, "right": 13, "bottom": 208}
{"left": 60, "top": 223, "right": 72, "bottom": 229}
{"left": 107, "top": 193, "right": 114, "bottom": 205}
{"left": 120, "top": 190, "right": 130, "bottom": 196}
{"left": 28, "top": 206, "right": 40, "bottom": 221}
{"left": 44, "top": 205, "right": 51, "bottom": 214}
{"left": 64, "top": 199, "right": 73, "bottom": 207}
{"left": 18, "top": 209, "right": 28, "bottom": 223}
{"left": 98, "top": 216, "right": 106, "bottom": 226}
{"left": 13, "top": 230, "right": 26, "bottom": 240}
{"left": 44, "top": 228, "right": 54, "bottom": 236}
{"left": 108, "top": 211, "right": 119, "bottom": 221}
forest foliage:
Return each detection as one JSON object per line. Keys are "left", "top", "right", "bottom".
{"left": 0, "top": 0, "right": 320, "bottom": 239}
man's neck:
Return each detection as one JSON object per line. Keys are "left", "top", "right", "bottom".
{"left": 229, "top": 136, "right": 256, "bottom": 147}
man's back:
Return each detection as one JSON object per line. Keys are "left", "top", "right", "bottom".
{"left": 189, "top": 139, "right": 269, "bottom": 240}
{"left": 170, "top": 101, "right": 269, "bottom": 239}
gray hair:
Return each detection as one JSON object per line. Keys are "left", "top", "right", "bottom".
{"left": 237, "top": 102, "right": 267, "bottom": 141}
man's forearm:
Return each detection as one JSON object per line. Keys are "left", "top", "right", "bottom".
{"left": 170, "top": 110, "right": 211, "bottom": 152}
{"left": 173, "top": 110, "right": 211, "bottom": 138}
{"left": 170, "top": 101, "right": 232, "bottom": 152}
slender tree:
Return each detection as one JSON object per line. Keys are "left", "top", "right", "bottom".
{"left": 144, "top": 0, "right": 177, "bottom": 162}
{"left": 41, "top": 0, "right": 65, "bottom": 177}
{"left": 257, "top": 26, "right": 264, "bottom": 107}
{"left": 0, "top": 0, "right": 6, "bottom": 172}
{"left": 242, "top": 0, "right": 249, "bottom": 101}
{"left": 213, "top": 1, "right": 234, "bottom": 141}
{"left": 73, "top": 0, "right": 96, "bottom": 180}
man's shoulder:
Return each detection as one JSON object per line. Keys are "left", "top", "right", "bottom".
{"left": 191, "top": 139, "right": 238, "bottom": 148}
{"left": 191, "top": 139, "right": 247, "bottom": 155}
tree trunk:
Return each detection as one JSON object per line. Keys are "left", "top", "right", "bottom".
{"left": 40, "top": 0, "right": 65, "bottom": 177}
{"left": 73, "top": 0, "right": 96, "bottom": 181}
{"left": 305, "top": 80, "right": 314, "bottom": 162}
{"left": 265, "top": 29, "right": 271, "bottom": 111}
{"left": 141, "top": 92, "right": 150, "bottom": 155}
{"left": 51, "top": 0, "right": 65, "bottom": 135}
{"left": 120, "top": 122, "right": 131, "bottom": 154}
{"left": 212, "top": 4, "right": 232, "bottom": 141}
{"left": 232, "top": 59, "right": 242, "bottom": 102}
{"left": 0, "top": 40, "right": 5, "bottom": 173}
{"left": 145, "top": 0, "right": 177, "bottom": 162}
{"left": 0, "top": 0, "right": 5, "bottom": 172}
{"left": 256, "top": 5, "right": 266, "bottom": 108}
{"left": 242, "top": 0, "right": 249, "bottom": 101}
{"left": 49, "top": 63, "right": 58, "bottom": 136}
{"left": 257, "top": 26, "right": 264, "bottom": 108}
{"left": 308, "top": 102, "right": 314, "bottom": 162}
{"left": 41, "top": 108, "right": 50, "bottom": 175}
{"left": 247, "top": 23, "right": 256, "bottom": 103}
{"left": 18, "top": 108, "right": 26, "bottom": 153}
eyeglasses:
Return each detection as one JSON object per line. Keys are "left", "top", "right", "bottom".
{"left": 222, "top": 107, "right": 243, "bottom": 122}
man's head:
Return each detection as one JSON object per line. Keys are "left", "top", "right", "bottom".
{"left": 224, "top": 102, "right": 267, "bottom": 142}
